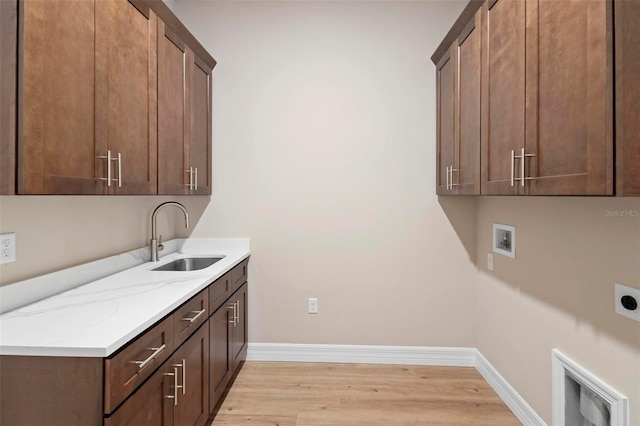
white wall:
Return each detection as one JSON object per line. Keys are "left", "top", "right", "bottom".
{"left": 170, "top": 1, "right": 640, "bottom": 423}
{"left": 5, "top": 1, "right": 637, "bottom": 424}
{"left": 0, "top": 195, "right": 209, "bottom": 284}
{"left": 475, "top": 197, "right": 640, "bottom": 424}
{"left": 168, "top": 0, "right": 477, "bottom": 347}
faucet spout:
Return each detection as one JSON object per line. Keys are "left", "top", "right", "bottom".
{"left": 150, "top": 201, "right": 190, "bottom": 262}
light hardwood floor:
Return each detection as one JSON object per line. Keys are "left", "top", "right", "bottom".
{"left": 211, "top": 362, "right": 521, "bottom": 425}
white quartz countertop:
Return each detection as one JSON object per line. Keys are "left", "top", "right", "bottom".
{"left": 0, "top": 239, "right": 250, "bottom": 358}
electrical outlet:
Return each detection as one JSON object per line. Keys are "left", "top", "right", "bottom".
{"left": 0, "top": 233, "right": 16, "bottom": 264}
{"left": 615, "top": 283, "right": 640, "bottom": 322}
{"left": 487, "top": 253, "right": 494, "bottom": 271}
{"left": 308, "top": 298, "right": 318, "bottom": 314}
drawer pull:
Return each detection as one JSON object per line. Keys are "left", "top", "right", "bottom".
{"left": 131, "top": 344, "right": 166, "bottom": 372}
{"left": 181, "top": 308, "right": 206, "bottom": 323}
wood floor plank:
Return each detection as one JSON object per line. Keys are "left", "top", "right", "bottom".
{"left": 211, "top": 362, "right": 521, "bottom": 425}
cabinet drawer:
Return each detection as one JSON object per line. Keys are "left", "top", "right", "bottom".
{"left": 209, "top": 271, "right": 232, "bottom": 313}
{"left": 231, "top": 259, "right": 249, "bottom": 292}
{"left": 174, "top": 288, "right": 209, "bottom": 348}
{"left": 104, "top": 315, "right": 174, "bottom": 414}
{"left": 104, "top": 357, "right": 173, "bottom": 426}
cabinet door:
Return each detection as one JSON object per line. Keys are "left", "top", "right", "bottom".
{"left": 1, "top": 356, "right": 103, "bottom": 426}
{"left": 173, "top": 324, "right": 209, "bottom": 426}
{"left": 453, "top": 12, "right": 481, "bottom": 195}
{"left": 105, "top": 361, "right": 173, "bottom": 426}
{"left": 209, "top": 302, "right": 232, "bottom": 411}
{"left": 525, "top": 0, "right": 613, "bottom": 195}
{"left": 0, "top": 0, "right": 17, "bottom": 195}
{"left": 436, "top": 49, "right": 455, "bottom": 195}
{"left": 480, "top": 0, "right": 526, "bottom": 195}
{"left": 230, "top": 284, "right": 248, "bottom": 370}
{"left": 97, "top": 0, "right": 158, "bottom": 195}
{"left": 19, "top": 0, "right": 100, "bottom": 194}
{"left": 616, "top": 0, "right": 640, "bottom": 196}
{"left": 189, "top": 53, "right": 213, "bottom": 195}
{"left": 158, "top": 20, "right": 189, "bottom": 195}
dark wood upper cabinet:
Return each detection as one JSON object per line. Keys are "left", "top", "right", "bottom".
{"left": 4, "top": 0, "right": 215, "bottom": 195}
{"left": 524, "top": 0, "right": 613, "bottom": 195}
{"left": 436, "top": 9, "right": 481, "bottom": 197}
{"left": 0, "top": 0, "right": 17, "bottom": 195}
{"left": 436, "top": 0, "right": 620, "bottom": 196}
{"left": 615, "top": 0, "right": 640, "bottom": 196}
{"left": 480, "top": 0, "right": 526, "bottom": 195}
{"left": 97, "top": 0, "right": 159, "bottom": 195}
{"left": 158, "top": 22, "right": 190, "bottom": 195}
{"left": 19, "top": 0, "right": 159, "bottom": 195}
{"left": 18, "top": 0, "right": 101, "bottom": 194}
{"left": 453, "top": 12, "right": 481, "bottom": 195}
{"left": 158, "top": 22, "right": 214, "bottom": 196}
{"left": 436, "top": 50, "right": 455, "bottom": 195}
{"left": 190, "top": 55, "right": 213, "bottom": 195}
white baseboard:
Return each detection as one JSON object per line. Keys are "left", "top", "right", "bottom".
{"left": 247, "top": 343, "right": 545, "bottom": 425}
{"left": 475, "top": 351, "right": 546, "bottom": 426}
{"left": 247, "top": 343, "right": 476, "bottom": 366}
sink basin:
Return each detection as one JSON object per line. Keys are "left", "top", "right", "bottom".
{"left": 152, "top": 257, "right": 224, "bottom": 272}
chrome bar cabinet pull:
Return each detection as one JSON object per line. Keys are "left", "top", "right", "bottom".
{"left": 194, "top": 167, "right": 198, "bottom": 191}
{"left": 510, "top": 150, "right": 516, "bottom": 187}
{"left": 98, "top": 150, "right": 112, "bottom": 187}
{"left": 228, "top": 303, "right": 237, "bottom": 326}
{"left": 450, "top": 167, "right": 459, "bottom": 187}
{"left": 173, "top": 359, "right": 186, "bottom": 396}
{"left": 164, "top": 367, "right": 179, "bottom": 405}
{"left": 181, "top": 309, "right": 206, "bottom": 323}
{"left": 131, "top": 344, "right": 166, "bottom": 372}
{"left": 115, "top": 152, "right": 122, "bottom": 188}
{"left": 185, "top": 167, "right": 194, "bottom": 189}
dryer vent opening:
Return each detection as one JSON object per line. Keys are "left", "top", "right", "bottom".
{"left": 552, "top": 349, "right": 628, "bottom": 426}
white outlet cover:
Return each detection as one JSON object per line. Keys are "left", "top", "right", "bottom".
{"left": 308, "top": 297, "right": 318, "bottom": 314}
{"left": 615, "top": 283, "right": 640, "bottom": 322}
{"left": 487, "top": 253, "right": 494, "bottom": 271}
{"left": 0, "top": 233, "right": 16, "bottom": 264}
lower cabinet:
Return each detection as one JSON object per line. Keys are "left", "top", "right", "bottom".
{"left": 230, "top": 284, "right": 248, "bottom": 370}
{"left": 209, "top": 282, "right": 248, "bottom": 412}
{"left": 105, "top": 359, "right": 174, "bottom": 426}
{"left": 108, "top": 280, "right": 248, "bottom": 425}
{"left": 173, "top": 323, "right": 209, "bottom": 426}
{"left": 107, "top": 319, "right": 209, "bottom": 426}
{"left": 209, "top": 300, "right": 232, "bottom": 407}
{"left": 0, "top": 259, "right": 249, "bottom": 426}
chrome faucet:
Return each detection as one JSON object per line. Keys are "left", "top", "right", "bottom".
{"left": 151, "top": 201, "right": 190, "bottom": 262}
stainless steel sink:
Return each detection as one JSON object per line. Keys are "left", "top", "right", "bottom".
{"left": 152, "top": 257, "right": 224, "bottom": 272}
